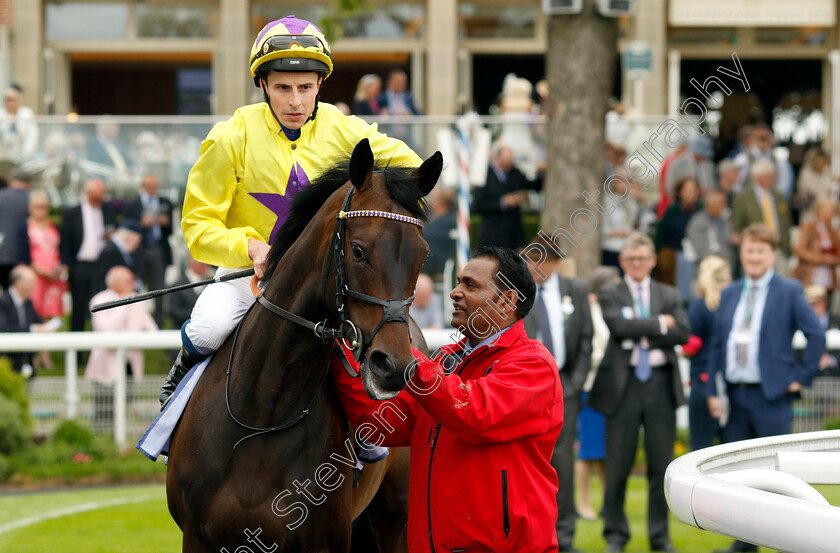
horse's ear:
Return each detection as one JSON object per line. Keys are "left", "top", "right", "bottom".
{"left": 414, "top": 151, "right": 443, "bottom": 196}
{"left": 349, "top": 138, "right": 374, "bottom": 191}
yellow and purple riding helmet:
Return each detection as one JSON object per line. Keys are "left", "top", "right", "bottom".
{"left": 249, "top": 16, "right": 333, "bottom": 86}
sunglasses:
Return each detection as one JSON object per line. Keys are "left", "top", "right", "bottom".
{"left": 260, "top": 35, "right": 327, "bottom": 57}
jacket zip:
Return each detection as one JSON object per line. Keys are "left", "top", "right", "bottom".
{"left": 426, "top": 346, "right": 500, "bottom": 552}
{"left": 427, "top": 422, "right": 442, "bottom": 553}
{"left": 501, "top": 469, "right": 510, "bottom": 538}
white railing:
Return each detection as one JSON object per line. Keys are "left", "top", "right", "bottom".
{"left": 665, "top": 430, "right": 840, "bottom": 553}
{"left": 4, "top": 327, "right": 839, "bottom": 447}
{"left": 0, "top": 329, "right": 458, "bottom": 447}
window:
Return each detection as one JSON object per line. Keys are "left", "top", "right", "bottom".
{"left": 137, "top": 4, "right": 219, "bottom": 38}
{"left": 755, "top": 27, "right": 828, "bottom": 47}
{"left": 46, "top": 2, "right": 129, "bottom": 40}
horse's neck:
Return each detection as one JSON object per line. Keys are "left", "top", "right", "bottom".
{"left": 227, "top": 231, "right": 334, "bottom": 418}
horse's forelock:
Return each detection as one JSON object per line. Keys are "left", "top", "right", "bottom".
{"left": 263, "top": 158, "right": 429, "bottom": 282}
{"left": 381, "top": 167, "right": 431, "bottom": 222}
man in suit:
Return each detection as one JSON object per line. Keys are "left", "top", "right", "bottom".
{"left": 124, "top": 173, "right": 172, "bottom": 327}
{"left": 706, "top": 223, "right": 824, "bottom": 553}
{"left": 377, "top": 69, "right": 420, "bottom": 115}
{"left": 521, "top": 235, "right": 593, "bottom": 553}
{"left": 0, "top": 266, "right": 52, "bottom": 376}
{"left": 93, "top": 219, "right": 143, "bottom": 297}
{"left": 730, "top": 158, "right": 792, "bottom": 259}
{"left": 85, "top": 118, "right": 131, "bottom": 172}
{"left": 472, "top": 141, "right": 542, "bottom": 250}
{"left": 588, "top": 232, "right": 690, "bottom": 553}
{"left": 60, "top": 177, "right": 118, "bottom": 331}
{"left": 0, "top": 168, "right": 31, "bottom": 288}
{"left": 684, "top": 190, "right": 736, "bottom": 271}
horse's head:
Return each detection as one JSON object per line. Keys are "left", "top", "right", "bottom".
{"left": 340, "top": 139, "right": 442, "bottom": 400}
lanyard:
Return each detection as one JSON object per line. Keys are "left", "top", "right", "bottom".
{"left": 742, "top": 279, "right": 762, "bottom": 325}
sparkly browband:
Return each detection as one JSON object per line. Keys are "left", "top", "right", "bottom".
{"left": 337, "top": 209, "right": 424, "bottom": 228}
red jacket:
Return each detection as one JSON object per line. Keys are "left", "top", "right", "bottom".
{"left": 333, "top": 319, "right": 564, "bottom": 553}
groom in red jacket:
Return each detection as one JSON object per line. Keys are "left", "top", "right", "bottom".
{"left": 334, "top": 245, "right": 564, "bottom": 553}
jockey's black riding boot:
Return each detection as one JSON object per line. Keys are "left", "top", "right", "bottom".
{"left": 159, "top": 347, "right": 201, "bottom": 410}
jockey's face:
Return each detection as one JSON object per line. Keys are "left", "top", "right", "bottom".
{"left": 264, "top": 71, "right": 323, "bottom": 130}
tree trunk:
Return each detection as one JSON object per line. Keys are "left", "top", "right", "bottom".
{"left": 542, "top": 1, "right": 618, "bottom": 278}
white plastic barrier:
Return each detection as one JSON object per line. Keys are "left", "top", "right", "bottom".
{"left": 0, "top": 329, "right": 458, "bottom": 447}
{"left": 665, "top": 430, "right": 840, "bottom": 553}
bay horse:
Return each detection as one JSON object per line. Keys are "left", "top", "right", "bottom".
{"left": 166, "top": 139, "right": 441, "bottom": 552}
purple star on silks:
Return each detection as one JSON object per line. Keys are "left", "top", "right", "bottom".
{"left": 250, "top": 162, "right": 310, "bottom": 244}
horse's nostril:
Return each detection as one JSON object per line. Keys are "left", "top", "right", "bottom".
{"left": 368, "top": 350, "right": 397, "bottom": 379}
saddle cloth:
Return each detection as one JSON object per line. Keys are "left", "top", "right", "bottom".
{"left": 136, "top": 357, "right": 389, "bottom": 465}
{"left": 136, "top": 356, "right": 211, "bottom": 460}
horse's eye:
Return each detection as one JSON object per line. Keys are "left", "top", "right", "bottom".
{"left": 351, "top": 243, "right": 366, "bottom": 261}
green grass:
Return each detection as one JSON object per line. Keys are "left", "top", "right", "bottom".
{"left": 2, "top": 478, "right": 836, "bottom": 552}
{"left": 0, "top": 484, "right": 179, "bottom": 552}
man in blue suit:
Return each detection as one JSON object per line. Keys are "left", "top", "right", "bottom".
{"left": 706, "top": 223, "right": 825, "bottom": 553}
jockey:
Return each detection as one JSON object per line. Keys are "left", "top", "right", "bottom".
{"left": 159, "top": 15, "right": 421, "bottom": 408}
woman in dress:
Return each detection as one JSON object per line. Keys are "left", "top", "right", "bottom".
{"left": 686, "top": 255, "right": 731, "bottom": 450}
{"left": 18, "top": 190, "right": 68, "bottom": 318}
{"left": 353, "top": 73, "right": 384, "bottom": 116}
{"left": 793, "top": 198, "right": 840, "bottom": 303}
{"left": 17, "top": 190, "right": 68, "bottom": 370}
{"left": 793, "top": 146, "right": 833, "bottom": 221}
{"left": 655, "top": 176, "right": 701, "bottom": 301}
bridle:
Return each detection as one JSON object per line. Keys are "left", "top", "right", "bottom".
{"left": 226, "top": 184, "right": 425, "bottom": 447}
{"left": 258, "top": 185, "right": 423, "bottom": 361}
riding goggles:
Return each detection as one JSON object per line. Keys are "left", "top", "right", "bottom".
{"left": 259, "top": 35, "right": 329, "bottom": 59}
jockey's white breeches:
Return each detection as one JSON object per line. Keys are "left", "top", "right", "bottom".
{"left": 182, "top": 267, "right": 256, "bottom": 355}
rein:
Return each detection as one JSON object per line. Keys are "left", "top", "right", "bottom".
{"left": 225, "top": 185, "right": 423, "bottom": 446}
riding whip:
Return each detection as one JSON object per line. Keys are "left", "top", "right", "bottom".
{"left": 90, "top": 269, "right": 255, "bottom": 313}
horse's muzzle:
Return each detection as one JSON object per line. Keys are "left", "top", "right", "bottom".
{"left": 362, "top": 350, "right": 406, "bottom": 400}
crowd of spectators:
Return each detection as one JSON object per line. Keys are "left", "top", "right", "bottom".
{"left": 0, "top": 167, "right": 192, "bottom": 381}
{"left": 1, "top": 75, "right": 838, "bottom": 550}
{"left": 403, "top": 110, "right": 840, "bottom": 552}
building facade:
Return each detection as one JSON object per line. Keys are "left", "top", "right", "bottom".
{"left": 5, "top": 0, "right": 840, "bottom": 155}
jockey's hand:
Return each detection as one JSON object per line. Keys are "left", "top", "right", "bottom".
{"left": 248, "top": 239, "right": 271, "bottom": 280}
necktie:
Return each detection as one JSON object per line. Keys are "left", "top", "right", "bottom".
{"left": 535, "top": 286, "right": 554, "bottom": 357}
{"left": 760, "top": 191, "right": 778, "bottom": 235}
{"left": 635, "top": 285, "right": 652, "bottom": 382}
{"left": 735, "top": 285, "right": 758, "bottom": 367}
{"left": 16, "top": 301, "right": 25, "bottom": 329}
{"left": 104, "top": 140, "right": 127, "bottom": 172}
{"left": 143, "top": 195, "right": 162, "bottom": 245}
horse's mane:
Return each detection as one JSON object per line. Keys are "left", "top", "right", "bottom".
{"left": 263, "top": 158, "right": 431, "bottom": 281}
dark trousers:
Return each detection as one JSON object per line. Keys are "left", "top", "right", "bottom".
{"left": 603, "top": 366, "right": 676, "bottom": 549}
{"left": 723, "top": 385, "right": 793, "bottom": 443}
{"left": 688, "top": 378, "right": 721, "bottom": 450}
{"left": 135, "top": 244, "right": 167, "bottom": 328}
{"left": 69, "top": 261, "right": 100, "bottom": 332}
{"left": 552, "top": 388, "right": 579, "bottom": 549}
{"left": 720, "top": 385, "right": 792, "bottom": 552}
